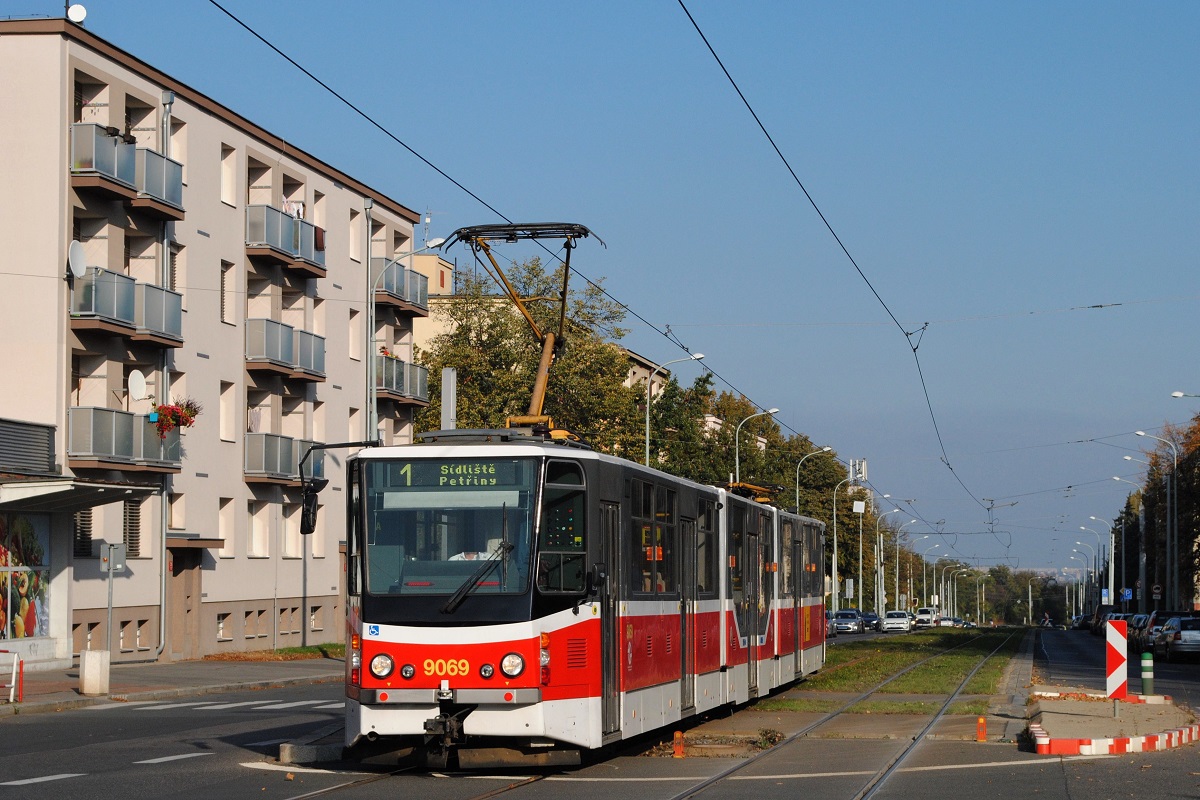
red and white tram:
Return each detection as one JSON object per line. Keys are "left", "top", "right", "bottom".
{"left": 339, "top": 428, "right": 825, "bottom": 766}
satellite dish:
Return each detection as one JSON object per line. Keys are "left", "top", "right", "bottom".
{"left": 68, "top": 240, "right": 87, "bottom": 279}
{"left": 67, "top": 4, "right": 87, "bottom": 23}
{"left": 128, "top": 370, "right": 148, "bottom": 402}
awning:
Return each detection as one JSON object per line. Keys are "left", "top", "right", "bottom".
{"left": 166, "top": 533, "right": 223, "bottom": 549}
{"left": 0, "top": 478, "right": 158, "bottom": 514}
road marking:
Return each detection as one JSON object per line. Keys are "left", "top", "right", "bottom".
{"left": 0, "top": 774, "right": 86, "bottom": 786}
{"left": 726, "top": 756, "right": 1112, "bottom": 781}
{"left": 134, "top": 702, "right": 220, "bottom": 711}
{"left": 253, "top": 700, "right": 330, "bottom": 710}
{"left": 314, "top": 702, "right": 345, "bottom": 709}
{"left": 135, "top": 753, "right": 216, "bottom": 764}
{"left": 241, "top": 762, "right": 367, "bottom": 775}
{"left": 544, "top": 776, "right": 717, "bottom": 782}
{"left": 84, "top": 701, "right": 160, "bottom": 710}
{"left": 201, "top": 701, "right": 280, "bottom": 710}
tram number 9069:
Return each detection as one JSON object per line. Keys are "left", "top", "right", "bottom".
{"left": 424, "top": 658, "right": 470, "bottom": 677}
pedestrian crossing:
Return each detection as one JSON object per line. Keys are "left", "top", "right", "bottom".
{"left": 84, "top": 698, "right": 344, "bottom": 713}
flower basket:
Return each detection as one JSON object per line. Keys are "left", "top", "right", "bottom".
{"left": 153, "top": 397, "right": 202, "bottom": 439}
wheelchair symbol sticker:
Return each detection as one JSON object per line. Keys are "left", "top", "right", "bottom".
{"left": 367, "top": 625, "right": 380, "bottom": 638}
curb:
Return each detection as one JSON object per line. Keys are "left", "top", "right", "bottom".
{"left": 279, "top": 722, "right": 345, "bottom": 765}
{"left": 1030, "top": 720, "right": 1200, "bottom": 755}
{"left": 1032, "top": 690, "right": 1171, "bottom": 705}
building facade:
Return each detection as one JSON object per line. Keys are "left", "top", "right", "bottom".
{"left": 0, "top": 18, "right": 428, "bottom": 668}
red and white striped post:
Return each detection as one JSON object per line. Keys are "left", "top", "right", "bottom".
{"left": 1107, "top": 620, "right": 1128, "bottom": 713}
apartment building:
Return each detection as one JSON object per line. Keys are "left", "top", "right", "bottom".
{"left": 0, "top": 18, "right": 429, "bottom": 668}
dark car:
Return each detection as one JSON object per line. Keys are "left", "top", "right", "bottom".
{"left": 861, "top": 611, "right": 881, "bottom": 631}
{"left": 833, "top": 609, "right": 865, "bottom": 634}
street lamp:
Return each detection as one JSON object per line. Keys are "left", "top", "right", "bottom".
{"left": 367, "top": 237, "right": 446, "bottom": 436}
{"left": 734, "top": 408, "right": 779, "bottom": 484}
{"left": 1069, "top": 554, "right": 1087, "bottom": 615}
{"left": 939, "top": 561, "right": 961, "bottom": 614}
{"left": 831, "top": 475, "right": 852, "bottom": 612}
{"left": 1171, "top": 391, "right": 1200, "bottom": 398}
{"left": 870, "top": 508, "right": 900, "bottom": 613}
{"left": 952, "top": 569, "right": 971, "bottom": 620}
{"left": 1136, "top": 430, "right": 1178, "bottom": 607}
{"left": 794, "top": 446, "right": 832, "bottom": 510}
{"left": 921, "top": 542, "right": 940, "bottom": 607}
{"left": 644, "top": 353, "right": 704, "bottom": 465}
{"left": 1089, "top": 516, "right": 1115, "bottom": 607}
{"left": 895, "top": 520, "right": 919, "bottom": 612}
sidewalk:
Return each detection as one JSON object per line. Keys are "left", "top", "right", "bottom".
{"left": 0, "top": 656, "right": 344, "bottom": 717}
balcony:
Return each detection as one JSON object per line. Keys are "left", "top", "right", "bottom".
{"left": 244, "top": 433, "right": 324, "bottom": 484}
{"left": 245, "top": 319, "right": 325, "bottom": 381}
{"left": 376, "top": 356, "right": 429, "bottom": 406}
{"left": 71, "top": 268, "right": 182, "bottom": 347}
{"left": 70, "top": 123, "right": 136, "bottom": 201}
{"left": 131, "top": 148, "right": 185, "bottom": 221}
{"left": 372, "top": 258, "right": 429, "bottom": 316}
{"left": 68, "top": 407, "right": 181, "bottom": 472}
{"left": 245, "top": 206, "right": 326, "bottom": 278}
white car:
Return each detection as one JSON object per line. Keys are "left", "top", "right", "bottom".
{"left": 882, "top": 610, "right": 912, "bottom": 632}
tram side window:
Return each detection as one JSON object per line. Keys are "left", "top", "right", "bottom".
{"left": 780, "top": 519, "right": 794, "bottom": 599}
{"left": 728, "top": 505, "right": 745, "bottom": 597}
{"left": 697, "top": 499, "right": 718, "bottom": 597}
{"left": 536, "top": 460, "right": 586, "bottom": 593}
{"left": 631, "top": 480, "right": 677, "bottom": 594}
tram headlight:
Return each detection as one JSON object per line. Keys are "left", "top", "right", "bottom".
{"left": 400, "top": 663, "right": 415, "bottom": 680}
{"left": 500, "top": 653, "right": 525, "bottom": 677}
{"left": 479, "top": 663, "right": 495, "bottom": 679}
{"left": 369, "top": 654, "right": 394, "bottom": 679}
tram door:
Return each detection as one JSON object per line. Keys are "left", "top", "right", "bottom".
{"left": 791, "top": 523, "right": 803, "bottom": 677}
{"left": 599, "top": 502, "right": 622, "bottom": 736}
{"left": 744, "top": 514, "right": 760, "bottom": 698}
{"left": 680, "top": 517, "right": 697, "bottom": 714}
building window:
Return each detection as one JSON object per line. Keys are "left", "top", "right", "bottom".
{"left": 220, "top": 144, "right": 236, "bottom": 206}
{"left": 218, "top": 497, "right": 234, "bottom": 558}
{"left": 244, "top": 610, "right": 256, "bottom": 639}
{"left": 168, "top": 492, "right": 185, "bottom": 530}
{"left": 217, "top": 613, "right": 231, "bottom": 641}
{"left": 219, "top": 381, "right": 236, "bottom": 441}
{"left": 123, "top": 499, "right": 143, "bottom": 558}
{"left": 73, "top": 508, "right": 94, "bottom": 557}
{"left": 283, "top": 503, "right": 301, "bottom": 558}
{"left": 248, "top": 501, "right": 268, "bottom": 557}
{"left": 309, "top": 605, "right": 323, "bottom": 632}
{"left": 219, "top": 261, "right": 234, "bottom": 323}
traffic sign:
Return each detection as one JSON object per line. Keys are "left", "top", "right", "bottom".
{"left": 1121, "top": 588, "right": 1132, "bottom": 601}
{"left": 1106, "top": 620, "right": 1128, "bottom": 699}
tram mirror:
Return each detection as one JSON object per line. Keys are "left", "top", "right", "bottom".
{"left": 300, "top": 477, "right": 329, "bottom": 535}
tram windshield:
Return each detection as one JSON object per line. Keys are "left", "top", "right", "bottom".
{"left": 363, "top": 457, "right": 536, "bottom": 597}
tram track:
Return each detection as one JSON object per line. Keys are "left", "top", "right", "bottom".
{"left": 282, "top": 630, "right": 1017, "bottom": 800}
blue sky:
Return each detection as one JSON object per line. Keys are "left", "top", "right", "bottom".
{"left": 51, "top": 1, "right": 1199, "bottom": 577}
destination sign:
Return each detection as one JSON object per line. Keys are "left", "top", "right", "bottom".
{"left": 385, "top": 459, "right": 529, "bottom": 489}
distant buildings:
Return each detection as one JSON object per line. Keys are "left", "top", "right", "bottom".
{"left": 0, "top": 18, "right": 427, "bottom": 668}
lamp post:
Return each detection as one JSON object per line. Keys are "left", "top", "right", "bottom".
{"left": 1136, "top": 430, "right": 1178, "bottom": 607}
{"left": 734, "top": 408, "right": 779, "bottom": 485}
{"left": 1114, "top": 476, "right": 1144, "bottom": 612}
{"left": 1069, "top": 554, "right": 1087, "bottom": 616}
{"left": 1089, "top": 516, "right": 1116, "bottom": 608}
{"left": 1074, "top": 543, "right": 1095, "bottom": 609}
{"left": 367, "top": 238, "right": 445, "bottom": 437}
{"left": 921, "top": 542, "right": 940, "bottom": 606}
{"left": 831, "top": 476, "right": 852, "bottom": 612}
{"left": 939, "top": 561, "right": 961, "bottom": 615}
{"left": 895, "top": 520, "right": 918, "bottom": 612}
{"left": 952, "top": 569, "right": 970, "bottom": 621}
{"left": 794, "top": 446, "right": 832, "bottom": 511}
{"left": 870, "top": 509, "right": 900, "bottom": 613}
{"left": 644, "top": 354, "right": 704, "bottom": 465}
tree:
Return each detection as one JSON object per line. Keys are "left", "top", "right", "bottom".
{"left": 415, "top": 259, "right": 643, "bottom": 454}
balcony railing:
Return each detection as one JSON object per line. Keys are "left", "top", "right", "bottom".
{"left": 245, "top": 433, "right": 323, "bottom": 480}
{"left": 376, "top": 356, "right": 429, "bottom": 402}
{"left": 72, "top": 268, "right": 136, "bottom": 326}
{"left": 373, "top": 259, "right": 429, "bottom": 309}
{"left": 135, "top": 282, "right": 183, "bottom": 340}
{"left": 134, "top": 147, "right": 184, "bottom": 209}
{"left": 293, "top": 218, "right": 325, "bottom": 266}
{"left": 246, "top": 318, "right": 294, "bottom": 365}
{"left": 293, "top": 329, "right": 326, "bottom": 375}
{"left": 71, "top": 123, "right": 135, "bottom": 187}
{"left": 68, "top": 407, "right": 180, "bottom": 466}
{"left": 245, "top": 205, "right": 295, "bottom": 254}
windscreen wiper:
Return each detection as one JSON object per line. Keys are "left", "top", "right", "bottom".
{"left": 441, "top": 540, "right": 515, "bottom": 615}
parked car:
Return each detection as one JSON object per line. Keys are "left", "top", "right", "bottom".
{"left": 1152, "top": 617, "right": 1200, "bottom": 662}
{"left": 882, "top": 610, "right": 912, "bottom": 632}
{"left": 1127, "top": 614, "right": 1150, "bottom": 649}
{"left": 1142, "top": 609, "right": 1196, "bottom": 651}
{"left": 833, "top": 609, "right": 866, "bottom": 634}
{"left": 861, "top": 611, "right": 882, "bottom": 631}
{"left": 824, "top": 610, "right": 838, "bottom": 638}
{"left": 1070, "top": 614, "right": 1089, "bottom": 630}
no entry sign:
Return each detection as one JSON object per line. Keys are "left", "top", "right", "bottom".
{"left": 1107, "top": 620, "right": 1128, "bottom": 699}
